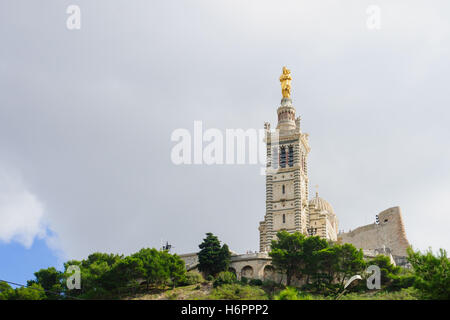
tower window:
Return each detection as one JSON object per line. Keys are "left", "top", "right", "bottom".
{"left": 288, "top": 146, "right": 294, "bottom": 167}
{"left": 280, "top": 146, "right": 286, "bottom": 168}
{"left": 282, "top": 214, "right": 286, "bottom": 224}
{"left": 282, "top": 185, "right": 285, "bottom": 194}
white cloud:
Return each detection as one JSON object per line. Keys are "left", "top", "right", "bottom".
{"left": 0, "top": 167, "right": 47, "bottom": 248}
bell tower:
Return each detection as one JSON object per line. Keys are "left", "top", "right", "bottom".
{"left": 259, "top": 67, "right": 311, "bottom": 252}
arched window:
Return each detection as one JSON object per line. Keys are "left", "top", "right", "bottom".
{"left": 241, "top": 266, "right": 254, "bottom": 278}
{"left": 280, "top": 146, "right": 286, "bottom": 168}
{"left": 288, "top": 146, "right": 294, "bottom": 167}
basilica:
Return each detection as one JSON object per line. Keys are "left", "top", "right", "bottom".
{"left": 180, "top": 67, "right": 411, "bottom": 280}
{"left": 259, "top": 66, "right": 339, "bottom": 252}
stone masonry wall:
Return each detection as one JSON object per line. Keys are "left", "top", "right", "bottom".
{"left": 338, "top": 207, "right": 410, "bottom": 257}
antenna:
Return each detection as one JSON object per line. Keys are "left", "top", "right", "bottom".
{"left": 162, "top": 241, "right": 173, "bottom": 252}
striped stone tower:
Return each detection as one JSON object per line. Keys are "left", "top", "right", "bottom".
{"left": 259, "top": 67, "right": 311, "bottom": 252}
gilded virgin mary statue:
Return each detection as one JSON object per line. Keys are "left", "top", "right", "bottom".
{"left": 279, "top": 66, "right": 292, "bottom": 98}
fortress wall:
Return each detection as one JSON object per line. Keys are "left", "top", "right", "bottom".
{"left": 180, "top": 252, "right": 274, "bottom": 281}
{"left": 179, "top": 252, "right": 199, "bottom": 271}
{"left": 338, "top": 207, "right": 410, "bottom": 257}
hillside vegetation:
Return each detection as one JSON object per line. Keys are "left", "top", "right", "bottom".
{"left": 128, "top": 278, "right": 420, "bottom": 300}
{"left": 1, "top": 232, "right": 448, "bottom": 300}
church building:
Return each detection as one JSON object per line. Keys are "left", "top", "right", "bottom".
{"left": 180, "top": 67, "right": 411, "bottom": 280}
{"left": 259, "top": 66, "right": 338, "bottom": 252}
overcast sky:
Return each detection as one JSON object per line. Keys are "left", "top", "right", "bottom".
{"left": 1, "top": 1, "right": 449, "bottom": 274}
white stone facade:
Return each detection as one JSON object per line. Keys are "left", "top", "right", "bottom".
{"left": 259, "top": 97, "right": 339, "bottom": 252}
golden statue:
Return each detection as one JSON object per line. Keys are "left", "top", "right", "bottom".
{"left": 279, "top": 66, "right": 292, "bottom": 98}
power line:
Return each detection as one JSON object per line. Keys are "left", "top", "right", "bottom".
{"left": 0, "top": 279, "right": 83, "bottom": 300}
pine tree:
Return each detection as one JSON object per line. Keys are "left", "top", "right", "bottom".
{"left": 198, "top": 233, "right": 231, "bottom": 277}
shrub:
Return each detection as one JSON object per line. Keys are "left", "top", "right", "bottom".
{"left": 249, "top": 279, "right": 263, "bottom": 286}
{"left": 407, "top": 247, "right": 450, "bottom": 300}
{"left": 240, "top": 277, "right": 249, "bottom": 284}
{"left": 341, "top": 287, "right": 420, "bottom": 300}
{"left": 275, "top": 287, "right": 299, "bottom": 300}
{"left": 366, "top": 255, "right": 400, "bottom": 287}
{"left": 261, "top": 279, "right": 281, "bottom": 298}
{"left": 261, "top": 279, "right": 279, "bottom": 288}
{"left": 388, "top": 272, "right": 416, "bottom": 292}
{"left": 208, "top": 283, "right": 268, "bottom": 300}
{"left": 344, "top": 266, "right": 415, "bottom": 294}
{"left": 274, "top": 287, "right": 314, "bottom": 300}
{"left": 301, "top": 280, "right": 341, "bottom": 296}
{"left": 166, "top": 291, "right": 179, "bottom": 300}
{"left": 180, "top": 271, "right": 205, "bottom": 286}
{"left": 213, "top": 271, "right": 237, "bottom": 288}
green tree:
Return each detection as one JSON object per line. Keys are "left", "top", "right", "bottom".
{"left": 62, "top": 253, "right": 124, "bottom": 299}
{"left": 269, "top": 231, "right": 305, "bottom": 286}
{"left": 27, "top": 267, "right": 63, "bottom": 299}
{"left": 13, "top": 283, "right": 46, "bottom": 300}
{"left": 198, "top": 233, "right": 231, "bottom": 277}
{"left": 407, "top": 247, "right": 450, "bottom": 299}
{"left": 269, "top": 232, "right": 365, "bottom": 292}
{"left": 366, "top": 254, "right": 399, "bottom": 287}
{"left": 300, "top": 236, "right": 329, "bottom": 284}
{"left": 161, "top": 251, "right": 186, "bottom": 287}
{"left": 332, "top": 244, "right": 365, "bottom": 287}
{"left": 313, "top": 246, "right": 339, "bottom": 290}
{"left": 85, "top": 252, "right": 123, "bottom": 267}
{"left": 133, "top": 248, "right": 167, "bottom": 289}
{"left": 0, "top": 281, "right": 14, "bottom": 300}
{"left": 109, "top": 256, "right": 145, "bottom": 295}
{"left": 62, "top": 259, "right": 83, "bottom": 297}
{"left": 307, "top": 243, "right": 365, "bottom": 294}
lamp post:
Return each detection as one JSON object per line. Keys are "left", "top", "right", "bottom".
{"left": 335, "top": 275, "right": 362, "bottom": 300}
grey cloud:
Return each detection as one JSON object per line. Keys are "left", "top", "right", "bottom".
{"left": 0, "top": 0, "right": 449, "bottom": 259}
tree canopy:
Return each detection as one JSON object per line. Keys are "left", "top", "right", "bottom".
{"left": 269, "top": 231, "right": 365, "bottom": 292}
{"left": 407, "top": 247, "right": 450, "bottom": 299}
{"left": 0, "top": 248, "right": 188, "bottom": 300}
{"left": 198, "top": 232, "right": 231, "bottom": 277}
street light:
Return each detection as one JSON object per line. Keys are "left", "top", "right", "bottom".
{"left": 335, "top": 275, "right": 362, "bottom": 300}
